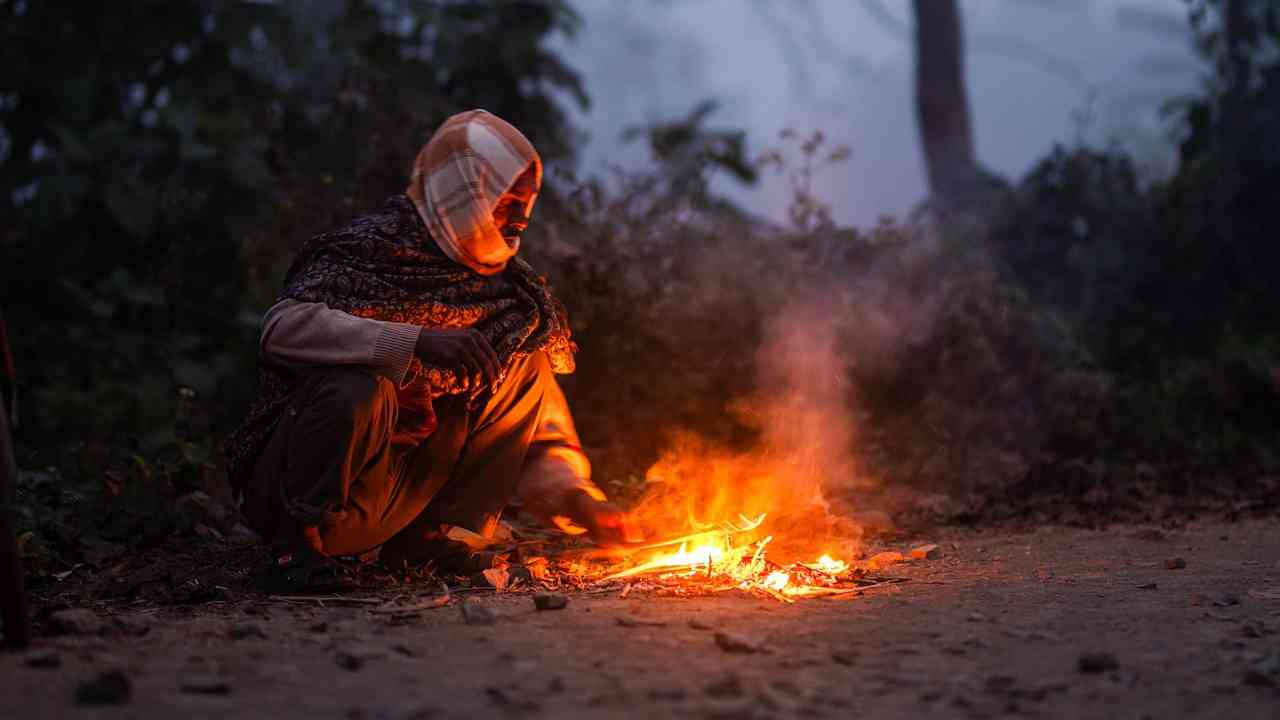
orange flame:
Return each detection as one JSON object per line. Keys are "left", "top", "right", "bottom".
{"left": 624, "top": 433, "right": 864, "bottom": 567}
{"left": 586, "top": 300, "right": 875, "bottom": 599}
{"left": 606, "top": 540, "right": 726, "bottom": 580}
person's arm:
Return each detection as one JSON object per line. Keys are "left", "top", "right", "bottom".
{"left": 516, "top": 370, "right": 635, "bottom": 544}
{"left": 262, "top": 299, "right": 501, "bottom": 390}
{"left": 259, "top": 299, "right": 421, "bottom": 386}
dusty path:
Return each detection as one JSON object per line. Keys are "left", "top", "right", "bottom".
{"left": 4, "top": 518, "right": 1280, "bottom": 719}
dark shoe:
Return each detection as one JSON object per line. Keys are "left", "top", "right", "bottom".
{"left": 257, "top": 546, "right": 356, "bottom": 594}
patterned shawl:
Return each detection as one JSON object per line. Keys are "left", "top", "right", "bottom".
{"left": 222, "top": 193, "right": 576, "bottom": 492}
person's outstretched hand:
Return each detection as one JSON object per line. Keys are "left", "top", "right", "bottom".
{"left": 567, "top": 490, "right": 642, "bottom": 547}
{"left": 414, "top": 328, "right": 500, "bottom": 388}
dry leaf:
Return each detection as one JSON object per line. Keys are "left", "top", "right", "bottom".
{"left": 445, "top": 525, "right": 492, "bottom": 550}
{"left": 866, "top": 551, "right": 904, "bottom": 570}
{"left": 524, "top": 557, "right": 549, "bottom": 580}
{"left": 482, "top": 568, "right": 509, "bottom": 592}
{"left": 910, "top": 544, "right": 941, "bottom": 560}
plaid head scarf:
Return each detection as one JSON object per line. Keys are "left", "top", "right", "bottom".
{"left": 406, "top": 109, "right": 543, "bottom": 276}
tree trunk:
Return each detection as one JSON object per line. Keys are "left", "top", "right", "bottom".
{"left": 912, "top": 0, "right": 983, "bottom": 206}
{"left": 1223, "top": 0, "right": 1252, "bottom": 94}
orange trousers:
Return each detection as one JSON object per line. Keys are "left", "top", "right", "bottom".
{"left": 243, "top": 353, "right": 554, "bottom": 557}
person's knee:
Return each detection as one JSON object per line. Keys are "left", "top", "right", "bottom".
{"left": 310, "top": 368, "right": 396, "bottom": 428}
{"left": 512, "top": 351, "right": 552, "bottom": 381}
{"left": 497, "top": 351, "right": 551, "bottom": 397}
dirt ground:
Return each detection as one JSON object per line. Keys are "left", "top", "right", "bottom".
{"left": 4, "top": 518, "right": 1280, "bottom": 719}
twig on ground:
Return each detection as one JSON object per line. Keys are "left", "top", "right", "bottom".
{"left": 267, "top": 595, "right": 384, "bottom": 605}
{"left": 370, "top": 583, "right": 450, "bottom": 614}
{"left": 758, "top": 586, "right": 797, "bottom": 604}
{"left": 445, "top": 586, "right": 497, "bottom": 596}
{"left": 369, "top": 596, "right": 450, "bottom": 614}
{"left": 815, "top": 580, "right": 903, "bottom": 599}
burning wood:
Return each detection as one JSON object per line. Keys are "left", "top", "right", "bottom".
{"left": 560, "top": 422, "right": 882, "bottom": 603}
{"left": 549, "top": 513, "right": 891, "bottom": 604}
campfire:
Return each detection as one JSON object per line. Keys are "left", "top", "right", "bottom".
{"left": 546, "top": 511, "right": 895, "bottom": 604}
{"left": 385, "top": 421, "right": 908, "bottom": 607}
{"left": 514, "top": 298, "right": 892, "bottom": 603}
{"left": 539, "top": 434, "right": 894, "bottom": 603}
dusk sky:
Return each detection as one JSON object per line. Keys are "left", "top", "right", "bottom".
{"left": 555, "top": 0, "right": 1205, "bottom": 226}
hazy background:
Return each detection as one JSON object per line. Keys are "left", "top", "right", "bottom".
{"left": 556, "top": 0, "right": 1205, "bottom": 226}
{"left": 6, "top": 0, "right": 1277, "bottom": 575}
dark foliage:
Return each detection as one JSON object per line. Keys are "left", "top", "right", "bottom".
{"left": 3, "top": 0, "right": 1280, "bottom": 580}
{"left": 1, "top": 0, "right": 586, "bottom": 449}
{"left": 1, "top": 0, "right": 586, "bottom": 576}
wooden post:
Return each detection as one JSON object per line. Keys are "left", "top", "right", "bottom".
{"left": 0, "top": 310, "right": 29, "bottom": 648}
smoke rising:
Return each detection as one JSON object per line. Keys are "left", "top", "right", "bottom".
{"left": 629, "top": 277, "right": 897, "bottom": 562}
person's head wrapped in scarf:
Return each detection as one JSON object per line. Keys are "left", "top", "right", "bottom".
{"left": 406, "top": 109, "right": 543, "bottom": 276}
